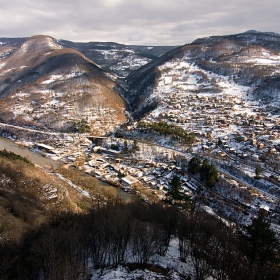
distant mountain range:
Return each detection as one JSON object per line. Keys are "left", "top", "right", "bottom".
{"left": 59, "top": 39, "right": 176, "bottom": 78}
{"left": 0, "top": 31, "right": 279, "bottom": 135}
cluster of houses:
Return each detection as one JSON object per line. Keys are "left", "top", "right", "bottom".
{"left": 53, "top": 137, "right": 278, "bottom": 226}
{"left": 17, "top": 58, "right": 280, "bottom": 228}
{"left": 31, "top": 134, "right": 193, "bottom": 201}
{"left": 137, "top": 59, "right": 280, "bottom": 172}
{"left": 81, "top": 143, "right": 192, "bottom": 196}
{"left": 29, "top": 128, "right": 280, "bottom": 228}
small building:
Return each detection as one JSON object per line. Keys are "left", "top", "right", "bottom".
{"left": 87, "top": 136, "right": 107, "bottom": 146}
{"left": 259, "top": 205, "right": 270, "bottom": 216}
{"left": 164, "top": 76, "right": 173, "bottom": 84}
{"left": 121, "top": 175, "right": 139, "bottom": 187}
{"left": 34, "top": 143, "right": 57, "bottom": 154}
{"left": 202, "top": 145, "right": 209, "bottom": 151}
{"left": 99, "top": 148, "right": 121, "bottom": 157}
{"left": 238, "top": 135, "right": 248, "bottom": 142}
{"left": 92, "top": 146, "right": 101, "bottom": 153}
{"left": 248, "top": 138, "right": 257, "bottom": 145}
{"left": 258, "top": 143, "right": 265, "bottom": 149}
{"left": 252, "top": 154, "right": 259, "bottom": 161}
{"left": 175, "top": 166, "right": 182, "bottom": 174}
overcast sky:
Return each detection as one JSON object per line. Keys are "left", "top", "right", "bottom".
{"left": 0, "top": 0, "right": 279, "bottom": 46}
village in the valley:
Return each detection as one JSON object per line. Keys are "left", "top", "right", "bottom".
{"left": 23, "top": 70, "right": 280, "bottom": 232}
{"left": 1, "top": 58, "right": 280, "bottom": 232}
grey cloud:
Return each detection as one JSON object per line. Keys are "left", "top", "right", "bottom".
{"left": 0, "top": 0, "right": 279, "bottom": 45}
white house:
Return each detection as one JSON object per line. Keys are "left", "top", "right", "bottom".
{"left": 121, "top": 175, "right": 139, "bottom": 187}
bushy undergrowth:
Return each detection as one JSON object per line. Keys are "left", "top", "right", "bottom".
{"left": 0, "top": 149, "right": 34, "bottom": 166}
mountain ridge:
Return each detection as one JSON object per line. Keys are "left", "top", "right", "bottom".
{"left": 0, "top": 35, "right": 128, "bottom": 133}
{"left": 0, "top": 31, "right": 279, "bottom": 135}
{"left": 119, "top": 31, "right": 280, "bottom": 119}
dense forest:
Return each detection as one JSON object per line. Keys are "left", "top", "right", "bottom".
{"left": 138, "top": 121, "right": 196, "bottom": 144}
{"left": 0, "top": 197, "right": 279, "bottom": 280}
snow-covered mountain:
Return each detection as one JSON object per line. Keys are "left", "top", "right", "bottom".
{"left": 0, "top": 36, "right": 175, "bottom": 134}
{"left": 0, "top": 31, "right": 279, "bottom": 136}
{"left": 59, "top": 40, "right": 176, "bottom": 77}
{"left": 0, "top": 35, "right": 127, "bottom": 133}
{"left": 120, "top": 31, "right": 280, "bottom": 119}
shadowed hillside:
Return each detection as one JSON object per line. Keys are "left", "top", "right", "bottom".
{"left": 0, "top": 36, "right": 127, "bottom": 134}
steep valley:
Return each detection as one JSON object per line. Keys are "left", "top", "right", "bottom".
{"left": 1, "top": 30, "right": 280, "bottom": 280}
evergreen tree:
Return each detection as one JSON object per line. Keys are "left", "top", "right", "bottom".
{"left": 200, "top": 159, "right": 219, "bottom": 187}
{"left": 73, "top": 119, "right": 91, "bottom": 133}
{"left": 132, "top": 140, "right": 139, "bottom": 150}
{"left": 117, "top": 170, "right": 125, "bottom": 179}
{"left": 242, "top": 214, "right": 279, "bottom": 277}
{"left": 123, "top": 140, "right": 128, "bottom": 151}
{"left": 168, "top": 175, "right": 183, "bottom": 200}
{"left": 188, "top": 157, "right": 202, "bottom": 174}
{"left": 255, "top": 165, "right": 262, "bottom": 179}
{"left": 111, "top": 144, "right": 119, "bottom": 151}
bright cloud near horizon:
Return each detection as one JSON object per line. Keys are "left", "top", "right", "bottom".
{"left": 0, "top": 0, "right": 279, "bottom": 45}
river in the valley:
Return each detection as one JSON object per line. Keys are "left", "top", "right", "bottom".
{"left": 0, "top": 136, "right": 136, "bottom": 201}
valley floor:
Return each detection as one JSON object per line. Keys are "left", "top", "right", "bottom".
{"left": 1, "top": 119, "right": 280, "bottom": 235}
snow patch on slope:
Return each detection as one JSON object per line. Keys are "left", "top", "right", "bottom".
{"left": 90, "top": 238, "right": 194, "bottom": 280}
{"left": 41, "top": 71, "right": 83, "bottom": 84}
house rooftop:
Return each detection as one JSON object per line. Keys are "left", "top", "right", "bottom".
{"left": 121, "top": 175, "right": 139, "bottom": 186}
